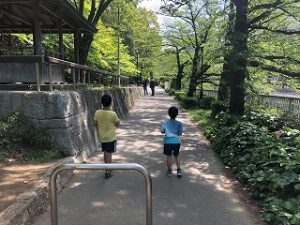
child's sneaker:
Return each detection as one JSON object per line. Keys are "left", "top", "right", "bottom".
{"left": 167, "top": 169, "right": 172, "bottom": 177}
{"left": 105, "top": 172, "right": 113, "bottom": 179}
{"left": 177, "top": 168, "right": 182, "bottom": 178}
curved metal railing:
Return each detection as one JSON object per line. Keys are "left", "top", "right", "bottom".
{"left": 49, "top": 163, "right": 152, "bottom": 225}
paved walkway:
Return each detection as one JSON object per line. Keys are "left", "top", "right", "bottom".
{"left": 32, "top": 88, "right": 258, "bottom": 225}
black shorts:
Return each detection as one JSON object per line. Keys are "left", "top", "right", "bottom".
{"left": 164, "top": 144, "right": 181, "bottom": 157}
{"left": 101, "top": 141, "right": 116, "bottom": 153}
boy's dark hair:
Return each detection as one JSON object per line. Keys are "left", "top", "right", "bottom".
{"left": 168, "top": 106, "right": 178, "bottom": 119}
{"left": 101, "top": 94, "right": 112, "bottom": 107}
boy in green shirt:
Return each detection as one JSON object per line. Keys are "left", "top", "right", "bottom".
{"left": 94, "top": 94, "right": 121, "bottom": 179}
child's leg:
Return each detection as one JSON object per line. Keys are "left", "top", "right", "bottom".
{"left": 167, "top": 155, "right": 172, "bottom": 169}
{"left": 174, "top": 156, "right": 180, "bottom": 169}
{"left": 104, "top": 152, "right": 111, "bottom": 163}
{"left": 107, "top": 152, "right": 113, "bottom": 163}
{"left": 105, "top": 152, "right": 113, "bottom": 174}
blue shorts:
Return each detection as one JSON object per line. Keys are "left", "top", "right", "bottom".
{"left": 164, "top": 144, "right": 180, "bottom": 157}
{"left": 101, "top": 141, "right": 116, "bottom": 153}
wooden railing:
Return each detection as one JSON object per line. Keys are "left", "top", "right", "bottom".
{"left": 0, "top": 47, "right": 34, "bottom": 56}
{"left": 0, "top": 55, "right": 130, "bottom": 91}
{"left": 46, "top": 56, "right": 129, "bottom": 91}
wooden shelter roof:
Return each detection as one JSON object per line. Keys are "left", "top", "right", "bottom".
{"left": 0, "top": 0, "right": 97, "bottom": 34}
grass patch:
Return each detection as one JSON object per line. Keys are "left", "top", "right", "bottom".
{"left": 187, "top": 109, "right": 214, "bottom": 128}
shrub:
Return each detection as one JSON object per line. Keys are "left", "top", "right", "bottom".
{"left": 205, "top": 110, "right": 300, "bottom": 225}
{"left": 0, "top": 112, "right": 64, "bottom": 162}
{"left": 197, "top": 96, "right": 215, "bottom": 109}
{"left": 210, "top": 100, "right": 227, "bottom": 118}
{"left": 263, "top": 196, "right": 300, "bottom": 225}
{"left": 165, "top": 88, "right": 176, "bottom": 96}
{"left": 176, "top": 95, "right": 198, "bottom": 109}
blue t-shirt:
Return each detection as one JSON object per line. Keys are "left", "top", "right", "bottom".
{"left": 161, "top": 119, "right": 183, "bottom": 144}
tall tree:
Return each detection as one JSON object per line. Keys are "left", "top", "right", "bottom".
{"left": 218, "top": 1, "right": 234, "bottom": 102}
{"left": 223, "top": 0, "right": 300, "bottom": 115}
{"left": 227, "top": 0, "right": 249, "bottom": 115}
{"left": 161, "top": 0, "right": 220, "bottom": 96}
{"left": 72, "top": 0, "right": 113, "bottom": 64}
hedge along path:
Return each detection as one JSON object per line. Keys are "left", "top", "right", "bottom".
{"left": 32, "top": 87, "right": 263, "bottom": 225}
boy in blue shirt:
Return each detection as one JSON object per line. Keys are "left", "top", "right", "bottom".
{"left": 161, "top": 106, "right": 183, "bottom": 177}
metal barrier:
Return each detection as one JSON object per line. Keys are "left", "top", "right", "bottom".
{"left": 50, "top": 163, "right": 153, "bottom": 225}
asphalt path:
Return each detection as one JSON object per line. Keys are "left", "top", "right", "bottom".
{"left": 32, "top": 88, "right": 258, "bottom": 225}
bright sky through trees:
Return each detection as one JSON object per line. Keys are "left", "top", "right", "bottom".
{"left": 138, "top": 0, "right": 166, "bottom": 26}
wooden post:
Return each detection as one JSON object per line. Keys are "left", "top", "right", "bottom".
{"left": 83, "top": 70, "right": 86, "bottom": 84}
{"left": 48, "top": 63, "right": 53, "bottom": 91}
{"left": 288, "top": 98, "right": 293, "bottom": 114}
{"left": 58, "top": 20, "right": 64, "bottom": 59}
{"left": 88, "top": 71, "right": 91, "bottom": 85}
{"left": 58, "top": 20, "right": 65, "bottom": 84}
{"left": 72, "top": 68, "right": 76, "bottom": 89}
{"left": 33, "top": 0, "right": 42, "bottom": 55}
{"left": 73, "top": 29, "right": 80, "bottom": 83}
{"left": 35, "top": 62, "right": 41, "bottom": 92}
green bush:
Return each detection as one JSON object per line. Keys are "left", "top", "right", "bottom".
{"left": 263, "top": 196, "right": 300, "bottom": 225}
{"left": 197, "top": 96, "right": 215, "bottom": 109}
{"left": 210, "top": 100, "right": 227, "bottom": 118}
{"left": 165, "top": 88, "right": 176, "bottom": 96}
{"left": 205, "top": 110, "right": 300, "bottom": 225}
{"left": 177, "top": 95, "right": 198, "bottom": 109}
{"left": 0, "top": 112, "right": 64, "bottom": 162}
{"left": 174, "top": 90, "right": 185, "bottom": 98}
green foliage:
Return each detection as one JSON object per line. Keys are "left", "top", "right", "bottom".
{"left": 102, "top": 1, "right": 162, "bottom": 77}
{"left": 0, "top": 112, "right": 64, "bottom": 162}
{"left": 165, "top": 88, "right": 176, "bottom": 96}
{"left": 167, "top": 89, "right": 215, "bottom": 110}
{"left": 188, "top": 109, "right": 214, "bottom": 128}
{"left": 205, "top": 110, "right": 300, "bottom": 225}
{"left": 88, "top": 21, "right": 137, "bottom": 75}
{"left": 210, "top": 100, "right": 226, "bottom": 118}
{"left": 177, "top": 95, "right": 198, "bottom": 109}
{"left": 172, "top": 90, "right": 198, "bottom": 109}
{"left": 197, "top": 96, "right": 215, "bottom": 109}
{"left": 263, "top": 196, "right": 300, "bottom": 225}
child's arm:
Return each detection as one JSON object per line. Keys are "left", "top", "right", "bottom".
{"left": 161, "top": 121, "right": 166, "bottom": 134}
{"left": 93, "top": 112, "right": 98, "bottom": 127}
{"left": 93, "top": 119, "right": 98, "bottom": 127}
{"left": 114, "top": 119, "right": 121, "bottom": 127}
{"left": 114, "top": 113, "right": 121, "bottom": 127}
{"left": 177, "top": 122, "right": 183, "bottom": 136}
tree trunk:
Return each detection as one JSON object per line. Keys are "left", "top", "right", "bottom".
{"left": 229, "top": 0, "right": 249, "bottom": 115}
{"left": 77, "top": 0, "right": 113, "bottom": 65}
{"left": 218, "top": 61, "right": 230, "bottom": 101}
{"left": 175, "top": 49, "right": 186, "bottom": 90}
{"left": 187, "top": 46, "right": 200, "bottom": 96}
{"left": 218, "top": 2, "right": 234, "bottom": 102}
{"left": 176, "top": 64, "right": 184, "bottom": 90}
{"left": 79, "top": 32, "right": 94, "bottom": 65}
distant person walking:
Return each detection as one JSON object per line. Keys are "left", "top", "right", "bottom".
{"left": 161, "top": 106, "right": 183, "bottom": 177}
{"left": 149, "top": 71, "right": 156, "bottom": 96}
{"left": 94, "top": 94, "right": 121, "bottom": 179}
{"left": 149, "top": 79, "right": 156, "bottom": 96}
{"left": 143, "top": 78, "right": 149, "bottom": 96}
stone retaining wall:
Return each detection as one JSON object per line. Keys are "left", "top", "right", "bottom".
{"left": 0, "top": 87, "right": 142, "bottom": 156}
